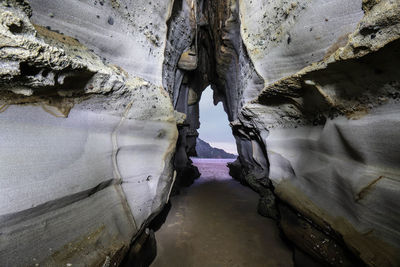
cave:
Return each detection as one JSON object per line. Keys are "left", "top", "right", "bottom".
{"left": 1, "top": 0, "right": 400, "bottom": 266}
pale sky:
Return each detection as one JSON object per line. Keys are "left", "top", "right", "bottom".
{"left": 198, "top": 86, "right": 238, "bottom": 155}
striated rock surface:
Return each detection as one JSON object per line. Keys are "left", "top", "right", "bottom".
{"left": 229, "top": 0, "right": 400, "bottom": 266}
{"left": 164, "top": 0, "right": 400, "bottom": 266}
{"left": 28, "top": 0, "right": 174, "bottom": 85}
{"left": 0, "top": 1, "right": 177, "bottom": 266}
{"left": 2, "top": 0, "right": 400, "bottom": 266}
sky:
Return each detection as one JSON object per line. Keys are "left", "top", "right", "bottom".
{"left": 198, "top": 86, "right": 238, "bottom": 155}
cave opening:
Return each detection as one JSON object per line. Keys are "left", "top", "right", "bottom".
{"left": 153, "top": 0, "right": 295, "bottom": 264}
{"left": 196, "top": 85, "right": 238, "bottom": 156}
{"left": 165, "top": 0, "right": 248, "bottom": 188}
{"left": 3, "top": 0, "right": 397, "bottom": 266}
{"left": 153, "top": 80, "right": 292, "bottom": 266}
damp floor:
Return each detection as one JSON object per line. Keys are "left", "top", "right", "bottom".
{"left": 151, "top": 158, "right": 293, "bottom": 267}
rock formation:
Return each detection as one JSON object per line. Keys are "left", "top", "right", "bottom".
{"left": 1, "top": 0, "right": 400, "bottom": 266}
{"left": 163, "top": 0, "right": 400, "bottom": 266}
{"left": 231, "top": 1, "right": 400, "bottom": 266}
{"left": 0, "top": 1, "right": 177, "bottom": 266}
{"left": 195, "top": 138, "right": 236, "bottom": 159}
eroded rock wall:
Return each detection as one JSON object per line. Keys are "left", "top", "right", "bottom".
{"left": 0, "top": 1, "right": 177, "bottom": 266}
{"left": 227, "top": 0, "right": 400, "bottom": 266}
{"left": 2, "top": 0, "right": 400, "bottom": 266}
{"left": 163, "top": 0, "right": 265, "bottom": 187}
{"left": 164, "top": 0, "right": 400, "bottom": 265}
{"left": 29, "top": 0, "right": 174, "bottom": 85}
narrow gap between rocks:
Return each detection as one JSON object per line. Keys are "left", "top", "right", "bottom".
{"left": 150, "top": 0, "right": 297, "bottom": 265}
{"left": 151, "top": 155, "right": 294, "bottom": 267}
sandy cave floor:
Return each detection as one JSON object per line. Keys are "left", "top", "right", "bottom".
{"left": 152, "top": 158, "right": 294, "bottom": 267}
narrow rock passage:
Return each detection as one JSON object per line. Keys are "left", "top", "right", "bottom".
{"left": 152, "top": 158, "right": 294, "bottom": 267}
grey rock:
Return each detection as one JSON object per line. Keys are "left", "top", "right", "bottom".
{"left": 2, "top": 0, "right": 400, "bottom": 266}
{"left": 0, "top": 2, "right": 178, "bottom": 266}
{"left": 168, "top": 0, "right": 400, "bottom": 265}
{"left": 257, "top": 191, "right": 278, "bottom": 220}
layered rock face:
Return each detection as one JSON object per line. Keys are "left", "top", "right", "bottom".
{"left": 228, "top": 1, "right": 400, "bottom": 266}
{"left": 164, "top": 0, "right": 400, "bottom": 266}
{"left": 1, "top": 0, "right": 400, "bottom": 266}
{"left": 0, "top": 1, "right": 177, "bottom": 266}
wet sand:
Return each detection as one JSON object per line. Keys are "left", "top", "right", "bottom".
{"left": 152, "top": 158, "right": 294, "bottom": 267}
